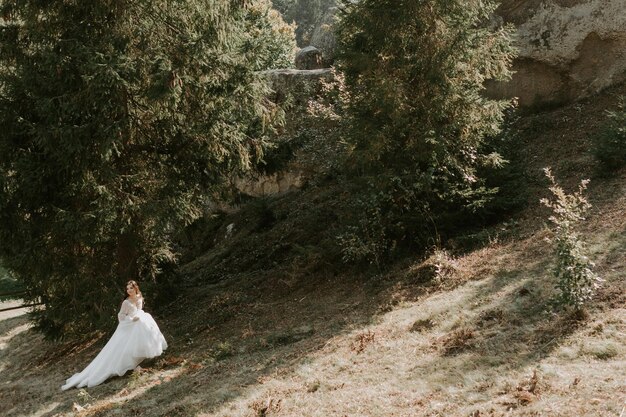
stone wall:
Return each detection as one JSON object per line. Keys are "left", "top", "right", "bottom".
{"left": 262, "top": 68, "right": 333, "bottom": 107}
{"left": 235, "top": 171, "right": 304, "bottom": 197}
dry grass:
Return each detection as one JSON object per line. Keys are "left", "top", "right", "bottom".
{"left": 439, "top": 327, "right": 475, "bottom": 355}
{"left": 1, "top": 84, "right": 626, "bottom": 417}
{"left": 349, "top": 330, "right": 376, "bottom": 355}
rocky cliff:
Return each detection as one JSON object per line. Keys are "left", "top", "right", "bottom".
{"left": 289, "top": 0, "right": 626, "bottom": 108}
{"left": 489, "top": 0, "right": 626, "bottom": 107}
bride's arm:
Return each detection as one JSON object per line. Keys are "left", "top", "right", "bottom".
{"left": 117, "top": 300, "right": 129, "bottom": 322}
{"left": 117, "top": 300, "right": 139, "bottom": 322}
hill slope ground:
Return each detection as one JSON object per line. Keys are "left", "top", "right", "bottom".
{"left": 0, "top": 84, "right": 625, "bottom": 417}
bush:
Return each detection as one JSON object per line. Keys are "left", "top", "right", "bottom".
{"left": 337, "top": 198, "right": 390, "bottom": 267}
{"left": 592, "top": 99, "right": 626, "bottom": 173}
{"left": 0, "top": 264, "right": 24, "bottom": 301}
{"left": 211, "top": 341, "right": 235, "bottom": 360}
{"left": 540, "top": 168, "right": 602, "bottom": 308}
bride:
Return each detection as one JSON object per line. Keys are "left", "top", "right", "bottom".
{"left": 62, "top": 280, "right": 168, "bottom": 390}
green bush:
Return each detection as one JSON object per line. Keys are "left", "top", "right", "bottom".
{"left": 592, "top": 99, "right": 626, "bottom": 173}
{"left": 337, "top": 198, "right": 390, "bottom": 267}
{"left": 541, "top": 168, "right": 602, "bottom": 308}
{"left": 211, "top": 341, "right": 235, "bottom": 360}
{"left": 247, "top": 0, "right": 297, "bottom": 70}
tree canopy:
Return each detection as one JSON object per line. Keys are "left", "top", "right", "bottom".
{"left": 335, "top": 0, "right": 516, "bottom": 262}
{"left": 0, "top": 0, "right": 294, "bottom": 338}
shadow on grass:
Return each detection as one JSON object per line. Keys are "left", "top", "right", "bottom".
{"left": 412, "top": 217, "right": 625, "bottom": 390}
{"left": 0, "top": 314, "right": 29, "bottom": 336}
{"left": 0, "top": 234, "right": 621, "bottom": 416}
{"left": 0, "top": 266, "right": 387, "bottom": 417}
{"left": 2, "top": 171, "right": 623, "bottom": 416}
{"left": 2, "top": 218, "right": 622, "bottom": 417}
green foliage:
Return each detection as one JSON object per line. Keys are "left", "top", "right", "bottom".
{"left": 0, "top": 263, "right": 23, "bottom": 300}
{"left": 177, "top": 211, "right": 227, "bottom": 264}
{"left": 211, "top": 340, "right": 235, "bottom": 360}
{"left": 335, "top": 0, "right": 516, "bottom": 262}
{"left": 541, "top": 168, "right": 601, "bottom": 309}
{"left": 592, "top": 99, "right": 626, "bottom": 173}
{"left": 480, "top": 114, "right": 530, "bottom": 218}
{"left": 0, "top": 1, "right": 291, "bottom": 339}
{"left": 337, "top": 197, "right": 390, "bottom": 267}
{"left": 271, "top": 0, "right": 336, "bottom": 46}
{"left": 302, "top": 68, "right": 350, "bottom": 177}
{"left": 246, "top": 0, "right": 297, "bottom": 70}
{"left": 258, "top": 68, "right": 347, "bottom": 178}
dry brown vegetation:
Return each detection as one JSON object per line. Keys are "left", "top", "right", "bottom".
{"left": 1, "top": 84, "right": 625, "bottom": 416}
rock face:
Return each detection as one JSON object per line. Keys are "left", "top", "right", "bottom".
{"left": 235, "top": 68, "right": 334, "bottom": 198}
{"left": 263, "top": 68, "right": 333, "bottom": 107}
{"left": 295, "top": 45, "right": 325, "bottom": 70}
{"left": 488, "top": 0, "right": 626, "bottom": 107}
{"left": 235, "top": 171, "right": 304, "bottom": 197}
{"left": 310, "top": 7, "right": 338, "bottom": 66}
{"left": 291, "top": 1, "right": 626, "bottom": 108}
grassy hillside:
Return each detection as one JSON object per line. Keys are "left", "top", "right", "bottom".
{"left": 0, "top": 84, "right": 624, "bottom": 416}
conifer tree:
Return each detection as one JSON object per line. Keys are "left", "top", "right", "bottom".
{"left": 272, "top": 0, "right": 336, "bottom": 46}
{"left": 247, "top": 0, "right": 297, "bottom": 70}
{"left": 0, "top": 0, "right": 293, "bottom": 338}
{"left": 335, "top": 0, "right": 515, "bottom": 261}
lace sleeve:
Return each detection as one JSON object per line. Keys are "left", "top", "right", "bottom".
{"left": 117, "top": 300, "right": 132, "bottom": 323}
{"left": 138, "top": 297, "right": 144, "bottom": 310}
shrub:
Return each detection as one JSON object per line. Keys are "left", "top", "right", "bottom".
{"left": 337, "top": 198, "right": 390, "bottom": 267}
{"left": 0, "top": 264, "right": 23, "bottom": 301}
{"left": 540, "top": 168, "right": 602, "bottom": 308}
{"left": 592, "top": 98, "right": 626, "bottom": 173}
{"left": 211, "top": 341, "right": 235, "bottom": 360}
{"left": 247, "top": 0, "right": 298, "bottom": 71}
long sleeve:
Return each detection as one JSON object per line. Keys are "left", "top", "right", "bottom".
{"left": 117, "top": 300, "right": 135, "bottom": 323}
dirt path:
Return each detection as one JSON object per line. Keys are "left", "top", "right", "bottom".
{"left": 0, "top": 300, "right": 29, "bottom": 321}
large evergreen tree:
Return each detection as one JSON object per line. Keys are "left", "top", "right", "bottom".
{"left": 0, "top": 0, "right": 293, "bottom": 338}
{"left": 247, "top": 0, "right": 297, "bottom": 70}
{"left": 272, "top": 0, "right": 336, "bottom": 46}
{"left": 335, "top": 0, "right": 516, "bottom": 262}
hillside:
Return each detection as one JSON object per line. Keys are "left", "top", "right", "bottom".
{"left": 1, "top": 84, "right": 625, "bottom": 416}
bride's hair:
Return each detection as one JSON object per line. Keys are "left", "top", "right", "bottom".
{"left": 126, "top": 280, "right": 143, "bottom": 299}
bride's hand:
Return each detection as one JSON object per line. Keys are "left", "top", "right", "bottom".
{"left": 133, "top": 316, "right": 139, "bottom": 322}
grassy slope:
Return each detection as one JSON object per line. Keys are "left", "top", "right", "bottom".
{"left": 0, "top": 84, "right": 625, "bottom": 417}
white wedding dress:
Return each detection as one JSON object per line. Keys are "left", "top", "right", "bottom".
{"left": 61, "top": 297, "right": 167, "bottom": 390}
